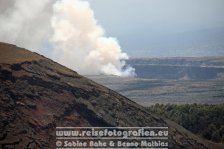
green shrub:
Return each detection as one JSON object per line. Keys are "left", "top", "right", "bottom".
{"left": 147, "top": 103, "right": 224, "bottom": 143}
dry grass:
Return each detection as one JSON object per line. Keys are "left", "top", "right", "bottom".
{"left": 0, "top": 42, "right": 43, "bottom": 64}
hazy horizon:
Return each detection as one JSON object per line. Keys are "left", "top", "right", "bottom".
{"left": 88, "top": 0, "right": 224, "bottom": 58}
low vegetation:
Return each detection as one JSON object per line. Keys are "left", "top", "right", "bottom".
{"left": 148, "top": 103, "right": 224, "bottom": 143}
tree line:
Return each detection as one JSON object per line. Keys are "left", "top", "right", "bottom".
{"left": 147, "top": 103, "right": 224, "bottom": 143}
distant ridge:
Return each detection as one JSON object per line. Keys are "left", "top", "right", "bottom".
{"left": 127, "top": 57, "right": 224, "bottom": 80}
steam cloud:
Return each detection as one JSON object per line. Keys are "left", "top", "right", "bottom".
{"left": 0, "top": 0, "right": 135, "bottom": 76}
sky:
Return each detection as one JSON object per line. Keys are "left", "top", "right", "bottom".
{"left": 87, "top": 0, "right": 224, "bottom": 57}
{"left": 0, "top": 0, "right": 224, "bottom": 59}
{"left": 0, "top": 0, "right": 137, "bottom": 76}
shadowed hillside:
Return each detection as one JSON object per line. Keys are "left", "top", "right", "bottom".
{"left": 0, "top": 42, "right": 223, "bottom": 148}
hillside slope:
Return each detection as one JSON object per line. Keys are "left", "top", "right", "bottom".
{"left": 0, "top": 42, "right": 223, "bottom": 148}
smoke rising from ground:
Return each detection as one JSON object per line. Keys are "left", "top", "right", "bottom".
{"left": 0, "top": 0, "right": 135, "bottom": 76}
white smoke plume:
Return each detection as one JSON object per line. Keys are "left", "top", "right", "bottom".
{"left": 0, "top": 0, "right": 135, "bottom": 76}
{"left": 0, "top": 0, "right": 54, "bottom": 51}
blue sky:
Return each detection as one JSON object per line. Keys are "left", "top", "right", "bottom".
{"left": 87, "top": 0, "right": 224, "bottom": 57}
